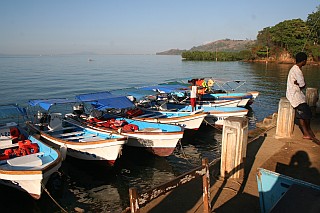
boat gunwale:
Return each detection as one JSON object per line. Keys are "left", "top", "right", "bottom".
{"left": 27, "top": 122, "right": 127, "bottom": 146}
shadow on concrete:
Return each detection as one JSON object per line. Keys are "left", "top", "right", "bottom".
{"left": 140, "top": 130, "right": 269, "bottom": 213}
{"left": 276, "top": 150, "right": 320, "bottom": 185}
{"left": 212, "top": 134, "right": 266, "bottom": 212}
{"left": 147, "top": 176, "right": 207, "bottom": 213}
{"left": 213, "top": 193, "right": 259, "bottom": 213}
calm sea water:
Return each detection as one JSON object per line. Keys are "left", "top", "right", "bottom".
{"left": 0, "top": 55, "right": 319, "bottom": 212}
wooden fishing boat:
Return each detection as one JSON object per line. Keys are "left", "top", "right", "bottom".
{"left": 75, "top": 91, "right": 206, "bottom": 130}
{"left": 74, "top": 92, "right": 185, "bottom": 156}
{"left": 145, "top": 102, "right": 249, "bottom": 126}
{"left": 257, "top": 168, "right": 320, "bottom": 213}
{"left": 157, "top": 78, "right": 259, "bottom": 106}
{"left": 27, "top": 99, "right": 127, "bottom": 166}
{"left": 66, "top": 115, "right": 184, "bottom": 157}
{"left": 0, "top": 105, "right": 62, "bottom": 199}
{"left": 138, "top": 84, "right": 250, "bottom": 107}
{"left": 132, "top": 109, "right": 207, "bottom": 130}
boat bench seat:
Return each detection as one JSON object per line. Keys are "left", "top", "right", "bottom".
{"left": 53, "top": 131, "right": 84, "bottom": 137}
{"left": 65, "top": 134, "right": 96, "bottom": 141}
{"left": 0, "top": 136, "right": 15, "bottom": 149}
{"left": 44, "top": 126, "right": 77, "bottom": 133}
{"left": 0, "top": 143, "right": 18, "bottom": 149}
{"left": 79, "top": 136, "right": 101, "bottom": 142}
{"left": 7, "top": 152, "right": 45, "bottom": 167}
{"left": 136, "top": 113, "right": 155, "bottom": 118}
{"left": 149, "top": 114, "right": 166, "bottom": 118}
{"left": 64, "top": 136, "right": 85, "bottom": 140}
{"left": 166, "top": 108, "right": 178, "bottom": 112}
{"left": 138, "top": 128, "right": 162, "bottom": 132}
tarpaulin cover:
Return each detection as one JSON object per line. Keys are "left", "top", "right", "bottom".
{"left": 92, "top": 97, "right": 134, "bottom": 110}
{"left": 139, "top": 84, "right": 189, "bottom": 93}
{"left": 76, "top": 92, "right": 134, "bottom": 109}
{"left": 110, "top": 88, "right": 156, "bottom": 100}
{"left": 28, "top": 99, "right": 77, "bottom": 110}
{"left": 0, "top": 104, "right": 27, "bottom": 119}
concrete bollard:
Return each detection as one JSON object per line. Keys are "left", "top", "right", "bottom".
{"left": 275, "top": 97, "right": 294, "bottom": 138}
{"left": 220, "top": 116, "right": 248, "bottom": 179}
{"left": 306, "top": 88, "right": 319, "bottom": 107}
{"left": 306, "top": 88, "right": 318, "bottom": 116}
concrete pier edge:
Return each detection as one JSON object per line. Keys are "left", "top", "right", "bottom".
{"left": 135, "top": 111, "right": 320, "bottom": 213}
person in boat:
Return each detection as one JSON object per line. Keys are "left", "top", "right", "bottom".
{"left": 189, "top": 79, "right": 198, "bottom": 111}
{"left": 286, "top": 52, "right": 320, "bottom": 144}
{"left": 206, "top": 78, "right": 215, "bottom": 93}
{"left": 195, "top": 78, "right": 206, "bottom": 100}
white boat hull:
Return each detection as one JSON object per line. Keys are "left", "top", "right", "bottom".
{"left": 199, "top": 99, "right": 250, "bottom": 107}
{"left": 0, "top": 162, "right": 61, "bottom": 199}
{"left": 124, "top": 130, "right": 183, "bottom": 156}
{"left": 204, "top": 109, "right": 248, "bottom": 126}
{"left": 134, "top": 112, "right": 206, "bottom": 130}
{"left": 41, "top": 134, "right": 124, "bottom": 165}
{"left": 75, "top": 120, "right": 184, "bottom": 157}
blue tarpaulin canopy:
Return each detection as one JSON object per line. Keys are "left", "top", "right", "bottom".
{"left": 28, "top": 99, "right": 78, "bottom": 111}
{"left": 75, "top": 92, "right": 114, "bottom": 102}
{"left": 76, "top": 92, "right": 134, "bottom": 109}
{"left": 0, "top": 104, "right": 27, "bottom": 119}
{"left": 139, "top": 84, "right": 189, "bottom": 93}
{"left": 110, "top": 88, "right": 156, "bottom": 100}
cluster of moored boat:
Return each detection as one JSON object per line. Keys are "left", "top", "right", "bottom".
{"left": 0, "top": 77, "right": 258, "bottom": 199}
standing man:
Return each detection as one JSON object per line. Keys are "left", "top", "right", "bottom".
{"left": 190, "top": 79, "right": 197, "bottom": 112}
{"left": 286, "top": 52, "right": 319, "bottom": 144}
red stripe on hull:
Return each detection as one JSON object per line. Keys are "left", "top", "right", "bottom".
{"left": 145, "top": 147, "right": 175, "bottom": 157}
{"left": 107, "top": 160, "right": 116, "bottom": 166}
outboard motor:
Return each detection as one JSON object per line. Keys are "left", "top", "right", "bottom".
{"left": 37, "top": 111, "right": 49, "bottom": 130}
{"left": 73, "top": 104, "right": 84, "bottom": 117}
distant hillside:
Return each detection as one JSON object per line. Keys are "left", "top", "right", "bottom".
{"left": 156, "top": 39, "right": 255, "bottom": 55}
{"left": 156, "top": 49, "right": 186, "bottom": 55}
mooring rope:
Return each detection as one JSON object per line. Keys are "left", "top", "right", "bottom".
{"left": 177, "top": 139, "right": 193, "bottom": 165}
{"left": 202, "top": 118, "right": 223, "bottom": 131}
{"left": 41, "top": 182, "right": 68, "bottom": 213}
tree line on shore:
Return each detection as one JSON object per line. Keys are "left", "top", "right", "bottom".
{"left": 182, "top": 6, "right": 320, "bottom": 62}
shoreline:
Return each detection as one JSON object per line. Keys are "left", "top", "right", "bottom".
{"left": 244, "top": 59, "right": 320, "bottom": 66}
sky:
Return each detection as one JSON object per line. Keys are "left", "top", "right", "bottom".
{"left": 0, "top": 0, "right": 319, "bottom": 55}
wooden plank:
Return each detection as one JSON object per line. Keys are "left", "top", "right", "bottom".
{"left": 64, "top": 136, "right": 85, "bottom": 140}
{"left": 79, "top": 136, "right": 101, "bottom": 142}
{"left": 7, "top": 152, "right": 45, "bottom": 167}
{"left": 129, "top": 187, "right": 140, "bottom": 213}
{"left": 202, "top": 158, "right": 211, "bottom": 213}
{"left": 52, "top": 131, "right": 84, "bottom": 137}
{"left": 149, "top": 114, "right": 166, "bottom": 118}
{"left": 0, "top": 143, "right": 18, "bottom": 150}
{"left": 138, "top": 164, "right": 206, "bottom": 206}
{"left": 44, "top": 126, "right": 77, "bottom": 133}
{"left": 136, "top": 113, "right": 155, "bottom": 118}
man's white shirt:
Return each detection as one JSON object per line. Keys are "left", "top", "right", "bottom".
{"left": 286, "top": 65, "right": 306, "bottom": 108}
{"left": 191, "top": 86, "right": 197, "bottom": 98}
